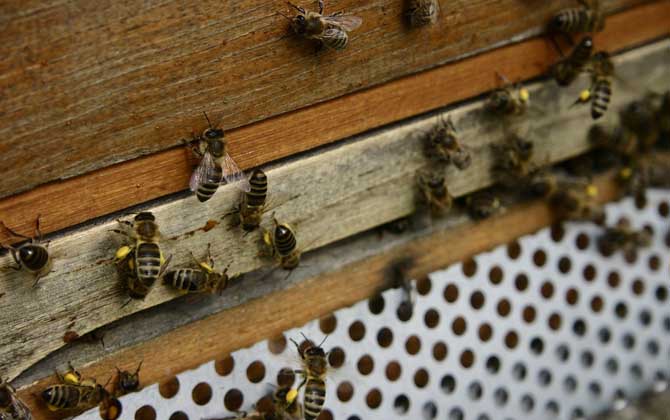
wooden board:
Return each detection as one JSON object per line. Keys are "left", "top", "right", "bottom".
{"left": 0, "top": 0, "right": 655, "bottom": 199}
{"left": 1, "top": 2, "right": 668, "bottom": 242}
{"left": 2, "top": 38, "right": 669, "bottom": 383}
{"left": 14, "top": 170, "right": 626, "bottom": 419}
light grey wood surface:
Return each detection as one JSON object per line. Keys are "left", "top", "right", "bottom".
{"left": 2, "top": 39, "right": 669, "bottom": 381}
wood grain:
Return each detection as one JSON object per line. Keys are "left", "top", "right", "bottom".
{"left": 0, "top": 0, "right": 656, "bottom": 200}
{"left": 0, "top": 2, "right": 668, "bottom": 242}
{"left": 1, "top": 38, "right": 668, "bottom": 384}
{"left": 15, "top": 170, "right": 626, "bottom": 419}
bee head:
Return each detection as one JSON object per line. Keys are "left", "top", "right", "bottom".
{"left": 305, "top": 345, "right": 326, "bottom": 358}
{"left": 250, "top": 169, "right": 267, "bottom": 183}
{"left": 291, "top": 14, "right": 308, "bottom": 35}
{"left": 203, "top": 129, "right": 225, "bottom": 157}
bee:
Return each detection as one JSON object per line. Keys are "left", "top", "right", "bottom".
{"left": 416, "top": 169, "right": 453, "bottom": 217}
{"left": 291, "top": 334, "right": 330, "bottom": 420}
{"left": 112, "top": 361, "right": 142, "bottom": 396}
{"left": 272, "top": 386, "right": 302, "bottom": 420}
{"left": 262, "top": 217, "right": 301, "bottom": 270}
{"left": 551, "top": 36, "right": 594, "bottom": 87}
{"left": 525, "top": 170, "right": 558, "bottom": 198}
{"left": 98, "top": 395, "right": 122, "bottom": 420}
{"left": 422, "top": 116, "right": 471, "bottom": 169}
{"left": 0, "top": 215, "right": 51, "bottom": 287}
{"left": 573, "top": 52, "right": 614, "bottom": 120}
{"left": 164, "top": 244, "right": 231, "bottom": 295}
{"left": 617, "top": 163, "right": 649, "bottom": 206}
{"left": 0, "top": 379, "right": 33, "bottom": 420}
{"left": 406, "top": 0, "right": 439, "bottom": 27}
{"left": 41, "top": 364, "right": 109, "bottom": 412}
{"left": 492, "top": 133, "right": 535, "bottom": 186}
{"left": 550, "top": 0, "right": 604, "bottom": 34}
{"left": 547, "top": 182, "right": 603, "bottom": 222}
{"left": 282, "top": 0, "right": 363, "bottom": 51}
{"left": 598, "top": 219, "right": 651, "bottom": 255}
{"left": 620, "top": 97, "right": 660, "bottom": 151}
{"left": 465, "top": 190, "right": 501, "bottom": 220}
{"left": 112, "top": 212, "right": 171, "bottom": 301}
{"left": 238, "top": 169, "right": 269, "bottom": 232}
{"left": 485, "top": 74, "right": 530, "bottom": 117}
{"left": 589, "top": 124, "right": 636, "bottom": 161}
{"left": 386, "top": 257, "right": 416, "bottom": 319}
{"left": 188, "top": 113, "right": 250, "bottom": 203}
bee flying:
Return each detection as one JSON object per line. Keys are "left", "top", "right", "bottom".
{"left": 281, "top": 0, "right": 363, "bottom": 50}
{"left": 188, "top": 113, "right": 250, "bottom": 203}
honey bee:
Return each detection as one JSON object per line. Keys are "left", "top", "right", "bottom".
{"left": 422, "top": 116, "right": 471, "bottom": 170}
{"left": 551, "top": 36, "right": 594, "bottom": 87}
{"left": 386, "top": 257, "right": 416, "bottom": 319}
{"left": 547, "top": 182, "right": 603, "bottom": 222}
{"left": 465, "top": 190, "right": 501, "bottom": 220}
{"left": 188, "top": 113, "right": 250, "bottom": 203}
{"left": 41, "top": 364, "right": 109, "bottom": 412}
{"left": 237, "top": 169, "right": 269, "bottom": 232}
{"left": 485, "top": 74, "right": 530, "bottom": 117}
{"left": 0, "top": 216, "right": 51, "bottom": 287}
{"left": 550, "top": 0, "right": 604, "bottom": 34}
{"left": 112, "top": 361, "right": 142, "bottom": 396}
{"left": 164, "top": 244, "right": 231, "bottom": 295}
{"left": 492, "top": 133, "right": 535, "bottom": 186}
{"left": 573, "top": 52, "right": 614, "bottom": 120}
{"left": 282, "top": 0, "right": 363, "bottom": 51}
{"left": 262, "top": 217, "right": 301, "bottom": 270}
{"left": 589, "top": 124, "right": 636, "bottom": 160}
{"left": 291, "top": 334, "right": 330, "bottom": 420}
{"left": 406, "top": 0, "right": 439, "bottom": 27}
{"left": 0, "top": 379, "right": 33, "bottom": 420}
{"left": 617, "top": 163, "right": 650, "bottom": 206}
{"left": 598, "top": 219, "right": 651, "bottom": 255}
{"left": 272, "top": 386, "right": 302, "bottom": 420}
{"left": 620, "top": 97, "right": 660, "bottom": 151}
{"left": 416, "top": 169, "right": 453, "bottom": 217}
{"left": 525, "top": 170, "right": 558, "bottom": 198}
{"left": 112, "top": 212, "right": 171, "bottom": 301}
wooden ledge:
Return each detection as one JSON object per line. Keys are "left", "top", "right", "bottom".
{"left": 1, "top": 2, "right": 668, "bottom": 242}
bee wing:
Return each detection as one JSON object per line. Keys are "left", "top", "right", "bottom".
{"left": 190, "top": 152, "right": 216, "bottom": 192}
{"left": 221, "top": 152, "right": 251, "bottom": 192}
{"left": 322, "top": 15, "right": 363, "bottom": 31}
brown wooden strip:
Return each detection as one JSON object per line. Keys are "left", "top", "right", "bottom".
{"left": 15, "top": 172, "right": 624, "bottom": 419}
{"left": 0, "top": 0, "right": 650, "bottom": 199}
{"left": 1, "top": 1, "right": 668, "bottom": 242}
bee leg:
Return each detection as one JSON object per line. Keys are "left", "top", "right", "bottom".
{"left": 158, "top": 254, "right": 173, "bottom": 278}
{"left": 206, "top": 243, "right": 214, "bottom": 268}
{"left": 6, "top": 248, "right": 22, "bottom": 271}
{"left": 120, "top": 297, "right": 133, "bottom": 309}
{"left": 31, "top": 271, "right": 46, "bottom": 288}
{"left": 34, "top": 214, "right": 43, "bottom": 242}
{"left": 317, "top": 0, "right": 324, "bottom": 14}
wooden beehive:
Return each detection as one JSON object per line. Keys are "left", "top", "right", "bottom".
{"left": 0, "top": 0, "right": 669, "bottom": 418}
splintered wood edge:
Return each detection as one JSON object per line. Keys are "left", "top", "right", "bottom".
{"left": 0, "top": 2, "right": 668, "bottom": 241}
{"left": 1, "top": 38, "right": 669, "bottom": 384}
{"left": 16, "top": 170, "right": 631, "bottom": 419}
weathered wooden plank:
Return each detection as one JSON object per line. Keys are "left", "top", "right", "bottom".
{"left": 1, "top": 1, "right": 669, "bottom": 245}
{"left": 0, "top": 0, "right": 655, "bottom": 198}
{"left": 14, "top": 171, "right": 626, "bottom": 419}
{"left": 1, "top": 38, "right": 668, "bottom": 383}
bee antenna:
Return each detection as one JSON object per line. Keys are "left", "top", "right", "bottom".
{"left": 277, "top": 10, "right": 292, "bottom": 20}
{"left": 135, "top": 360, "right": 143, "bottom": 374}
{"left": 300, "top": 332, "right": 310, "bottom": 343}
{"left": 203, "top": 112, "right": 213, "bottom": 129}
{"left": 317, "top": 334, "right": 329, "bottom": 348}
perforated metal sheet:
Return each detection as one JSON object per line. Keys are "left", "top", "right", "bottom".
{"left": 76, "top": 189, "right": 670, "bottom": 420}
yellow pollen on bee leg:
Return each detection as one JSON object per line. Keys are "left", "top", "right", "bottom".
{"left": 586, "top": 185, "right": 599, "bottom": 198}
{"left": 579, "top": 89, "right": 591, "bottom": 102}
{"left": 64, "top": 372, "right": 80, "bottom": 385}
{"left": 199, "top": 262, "right": 213, "bottom": 273}
{"left": 519, "top": 88, "right": 530, "bottom": 103}
{"left": 115, "top": 246, "right": 131, "bottom": 260}
{"left": 286, "top": 388, "right": 299, "bottom": 404}
{"left": 620, "top": 167, "right": 632, "bottom": 179}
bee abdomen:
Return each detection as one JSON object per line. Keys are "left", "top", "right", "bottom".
{"left": 21, "top": 244, "right": 50, "bottom": 271}
{"left": 136, "top": 243, "right": 161, "bottom": 285}
{"left": 303, "top": 379, "right": 326, "bottom": 420}
{"left": 196, "top": 165, "right": 223, "bottom": 202}
{"left": 591, "top": 78, "right": 611, "bottom": 120}
{"left": 275, "top": 232, "right": 297, "bottom": 257}
{"left": 245, "top": 170, "right": 268, "bottom": 207}
{"left": 42, "top": 385, "right": 80, "bottom": 409}
{"left": 553, "top": 8, "right": 591, "bottom": 33}
{"left": 323, "top": 29, "right": 348, "bottom": 50}
{"left": 164, "top": 269, "right": 206, "bottom": 292}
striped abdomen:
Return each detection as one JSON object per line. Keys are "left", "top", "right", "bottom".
{"left": 164, "top": 269, "right": 207, "bottom": 293}
{"left": 408, "top": 0, "right": 438, "bottom": 26}
{"left": 303, "top": 379, "right": 326, "bottom": 420}
{"left": 273, "top": 225, "right": 296, "bottom": 257}
{"left": 41, "top": 385, "right": 82, "bottom": 410}
{"left": 196, "top": 164, "right": 223, "bottom": 202}
{"left": 551, "top": 8, "right": 597, "bottom": 33}
{"left": 240, "top": 169, "right": 267, "bottom": 231}
{"left": 321, "top": 28, "right": 348, "bottom": 50}
{"left": 591, "top": 77, "right": 611, "bottom": 120}
{"left": 129, "top": 242, "right": 161, "bottom": 298}
{"left": 18, "top": 244, "right": 49, "bottom": 272}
